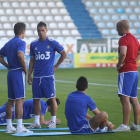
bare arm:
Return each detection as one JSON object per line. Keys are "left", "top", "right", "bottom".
{"left": 136, "top": 50, "right": 140, "bottom": 62}
{"left": 86, "top": 113, "right": 92, "bottom": 120}
{"left": 0, "top": 56, "right": 8, "bottom": 69}
{"left": 17, "top": 51, "right": 27, "bottom": 74}
{"left": 40, "top": 114, "right": 61, "bottom": 125}
{"left": 117, "top": 46, "right": 127, "bottom": 71}
{"left": 92, "top": 108, "right": 100, "bottom": 115}
{"left": 53, "top": 50, "right": 66, "bottom": 72}
{"left": 40, "top": 115, "right": 51, "bottom": 125}
{"left": 28, "top": 57, "right": 35, "bottom": 85}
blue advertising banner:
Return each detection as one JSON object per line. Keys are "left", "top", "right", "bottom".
{"left": 0, "top": 54, "right": 74, "bottom": 70}
{"left": 54, "top": 54, "right": 74, "bottom": 69}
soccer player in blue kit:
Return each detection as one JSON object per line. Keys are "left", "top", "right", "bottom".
{"left": 65, "top": 76, "right": 114, "bottom": 133}
{"left": 0, "top": 98, "right": 61, "bottom": 127}
{"left": 28, "top": 22, "right": 66, "bottom": 128}
{"left": 0, "top": 22, "right": 32, "bottom": 133}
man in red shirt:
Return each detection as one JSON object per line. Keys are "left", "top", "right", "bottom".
{"left": 115, "top": 20, "right": 140, "bottom": 132}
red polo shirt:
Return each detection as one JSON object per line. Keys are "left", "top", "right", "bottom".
{"left": 118, "top": 33, "right": 140, "bottom": 73}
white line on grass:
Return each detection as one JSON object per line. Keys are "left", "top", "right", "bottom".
{"left": 55, "top": 80, "right": 140, "bottom": 89}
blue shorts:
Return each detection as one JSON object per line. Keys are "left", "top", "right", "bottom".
{"left": 32, "top": 75, "right": 55, "bottom": 99}
{"left": 71, "top": 120, "right": 94, "bottom": 133}
{"left": 7, "top": 70, "right": 26, "bottom": 100}
{"left": 118, "top": 72, "right": 139, "bottom": 98}
{"left": 0, "top": 103, "right": 15, "bottom": 124}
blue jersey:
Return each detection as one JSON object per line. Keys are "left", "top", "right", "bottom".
{"left": 0, "top": 100, "right": 47, "bottom": 123}
{"left": 0, "top": 37, "right": 26, "bottom": 70}
{"left": 30, "top": 37, "right": 64, "bottom": 77}
{"left": 65, "top": 91, "right": 97, "bottom": 132}
{"left": 23, "top": 99, "right": 47, "bottom": 119}
{"left": 0, "top": 103, "right": 15, "bottom": 124}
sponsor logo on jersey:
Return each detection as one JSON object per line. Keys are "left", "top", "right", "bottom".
{"left": 35, "top": 51, "right": 50, "bottom": 60}
{"left": 1, "top": 117, "right": 5, "bottom": 121}
{"left": 47, "top": 45, "right": 50, "bottom": 49}
{"left": 51, "top": 93, "right": 54, "bottom": 96}
{"left": 34, "top": 47, "right": 38, "bottom": 50}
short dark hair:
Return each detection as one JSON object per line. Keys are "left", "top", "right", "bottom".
{"left": 37, "top": 22, "right": 47, "bottom": 28}
{"left": 76, "top": 76, "right": 88, "bottom": 91}
{"left": 14, "top": 22, "right": 26, "bottom": 35}
{"left": 47, "top": 98, "right": 60, "bottom": 106}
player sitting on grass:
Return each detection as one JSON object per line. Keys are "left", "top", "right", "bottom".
{"left": 65, "top": 76, "right": 114, "bottom": 133}
{"left": 0, "top": 98, "right": 61, "bottom": 131}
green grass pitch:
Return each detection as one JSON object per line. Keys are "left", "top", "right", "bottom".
{"left": 0, "top": 67, "right": 140, "bottom": 140}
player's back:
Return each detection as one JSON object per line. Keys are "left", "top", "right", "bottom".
{"left": 23, "top": 99, "right": 34, "bottom": 119}
{"left": 124, "top": 33, "right": 139, "bottom": 60}
{"left": 1, "top": 37, "right": 26, "bottom": 70}
{"left": 119, "top": 33, "right": 140, "bottom": 73}
{"left": 23, "top": 99, "right": 47, "bottom": 119}
{"left": 65, "top": 91, "right": 94, "bottom": 131}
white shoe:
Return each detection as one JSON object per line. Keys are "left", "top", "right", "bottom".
{"left": 130, "top": 123, "right": 140, "bottom": 131}
{"left": 47, "top": 121, "right": 56, "bottom": 128}
{"left": 114, "top": 124, "right": 131, "bottom": 132}
{"left": 95, "top": 127, "right": 108, "bottom": 132}
{"left": 95, "top": 127, "right": 100, "bottom": 132}
{"left": 104, "top": 126, "right": 108, "bottom": 131}
{"left": 16, "top": 125, "right": 33, "bottom": 133}
{"left": 5, "top": 126, "right": 16, "bottom": 133}
{"left": 27, "top": 122, "right": 41, "bottom": 129}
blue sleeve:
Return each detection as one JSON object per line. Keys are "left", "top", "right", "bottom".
{"left": 30, "top": 43, "right": 35, "bottom": 57}
{"left": 17, "top": 41, "right": 26, "bottom": 54}
{"left": 40, "top": 100, "right": 47, "bottom": 116}
{"left": 53, "top": 40, "right": 64, "bottom": 53}
{"left": 0, "top": 46, "right": 6, "bottom": 57}
{"left": 87, "top": 97, "right": 97, "bottom": 111}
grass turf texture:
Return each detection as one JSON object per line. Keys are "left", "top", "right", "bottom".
{"left": 0, "top": 67, "right": 140, "bottom": 140}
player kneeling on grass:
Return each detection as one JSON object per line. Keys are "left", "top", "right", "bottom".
{"left": 0, "top": 98, "right": 61, "bottom": 130}
{"left": 65, "top": 76, "right": 114, "bottom": 133}
{"left": 27, "top": 98, "right": 61, "bottom": 128}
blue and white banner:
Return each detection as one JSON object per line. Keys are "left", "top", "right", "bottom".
{"left": 0, "top": 54, "right": 74, "bottom": 70}
{"left": 54, "top": 54, "right": 74, "bottom": 69}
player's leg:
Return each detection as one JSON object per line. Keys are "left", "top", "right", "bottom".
{"left": 15, "top": 98, "right": 24, "bottom": 119}
{"left": 26, "top": 99, "right": 41, "bottom": 129}
{"left": 6, "top": 100, "right": 15, "bottom": 119}
{"left": 12, "top": 70, "right": 32, "bottom": 133}
{"left": 6, "top": 71, "right": 16, "bottom": 133}
{"left": 5, "top": 100, "right": 15, "bottom": 133}
{"left": 5, "top": 100, "right": 16, "bottom": 133}
{"left": 27, "top": 78, "right": 43, "bottom": 128}
{"left": 115, "top": 72, "right": 134, "bottom": 132}
{"left": 33, "top": 99, "right": 41, "bottom": 125}
{"left": 13, "top": 71, "right": 25, "bottom": 131}
{"left": 89, "top": 111, "right": 108, "bottom": 131}
{"left": 42, "top": 76, "right": 56, "bottom": 128}
{"left": 33, "top": 77, "right": 42, "bottom": 126}
{"left": 15, "top": 98, "right": 24, "bottom": 130}
{"left": 130, "top": 72, "right": 140, "bottom": 131}
{"left": 130, "top": 98, "right": 140, "bottom": 131}
{"left": 130, "top": 98, "right": 140, "bottom": 125}
{"left": 120, "top": 95, "right": 131, "bottom": 126}
{"left": 48, "top": 97, "right": 57, "bottom": 120}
